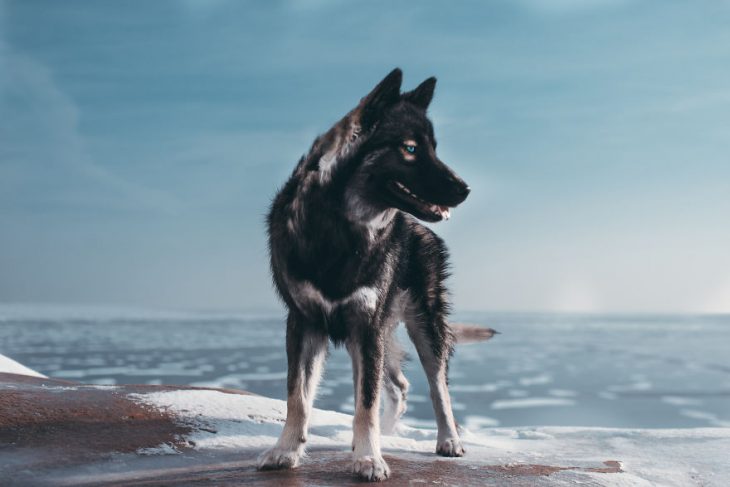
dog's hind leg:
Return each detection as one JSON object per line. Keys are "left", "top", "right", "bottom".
{"left": 347, "top": 325, "right": 391, "bottom": 481}
{"left": 258, "top": 311, "right": 327, "bottom": 470}
{"left": 405, "top": 300, "right": 464, "bottom": 457}
{"left": 380, "top": 329, "right": 409, "bottom": 435}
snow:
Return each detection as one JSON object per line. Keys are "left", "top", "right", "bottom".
{"left": 2, "top": 351, "right": 730, "bottom": 485}
{"left": 0, "top": 353, "right": 46, "bottom": 378}
{"left": 491, "top": 397, "right": 576, "bottom": 409}
{"left": 131, "top": 388, "right": 730, "bottom": 486}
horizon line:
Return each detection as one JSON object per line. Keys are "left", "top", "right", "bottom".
{"left": 0, "top": 302, "right": 727, "bottom": 319}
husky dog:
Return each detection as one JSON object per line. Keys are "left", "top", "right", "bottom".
{"left": 260, "top": 68, "right": 471, "bottom": 481}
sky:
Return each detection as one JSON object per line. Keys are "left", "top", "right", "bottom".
{"left": 1, "top": 0, "right": 729, "bottom": 314}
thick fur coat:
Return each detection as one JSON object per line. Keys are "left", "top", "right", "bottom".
{"left": 260, "top": 68, "right": 471, "bottom": 481}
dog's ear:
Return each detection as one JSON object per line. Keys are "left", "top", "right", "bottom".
{"left": 402, "top": 77, "right": 436, "bottom": 110}
{"left": 360, "top": 68, "right": 402, "bottom": 130}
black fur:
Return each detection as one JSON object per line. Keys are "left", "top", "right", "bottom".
{"left": 262, "top": 68, "right": 470, "bottom": 480}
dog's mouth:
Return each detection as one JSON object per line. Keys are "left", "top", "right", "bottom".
{"left": 388, "top": 180, "right": 452, "bottom": 222}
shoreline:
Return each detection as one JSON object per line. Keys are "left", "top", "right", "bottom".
{"left": 2, "top": 360, "right": 729, "bottom": 486}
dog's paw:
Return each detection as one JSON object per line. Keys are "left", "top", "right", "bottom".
{"left": 257, "top": 447, "right": 302, "bottom": 470}
{"left": 436, "top": 438, "right": 465, "bottom": 457}
{"left": 352, "top": 455, "right": 390, "bottom": 482}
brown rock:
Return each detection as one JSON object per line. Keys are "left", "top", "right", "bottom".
{"left": 0, "top": 373, "right": 622, "bottom": 486}
{"left": 0, "top": 373, "right": 250, "bottom": 468}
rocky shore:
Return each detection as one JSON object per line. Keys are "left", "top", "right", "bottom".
{"left": 1, "top": 357, "right": 728, "bottom": 486}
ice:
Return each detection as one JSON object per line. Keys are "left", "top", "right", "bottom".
{"left": 0, "top": 303, "right": 280, "bottom": 322}
{"left": 3, "top": 311, "right": 730, "bottom": 429}
{"left": 661, "top": 395, "right": 703, "bottom": 407}
{"left": 463, "top": 415, "right": 500, "bottom": 429}
{"left": 519, "top": 373, "right": 553, "bottom": 386}
{"left": 549, "top": 389, "right": 578, "bottom": 397}
{"left": 450, "top": 380, "right": 511, "bottom": 393}
{"left": 491, "top": 397, "right": 576, "bottom": 409}
{"left": 3, "top": 352, "right": 730, "bottom": 485}
{"left": 679, "top": 409, "right": 730, "bottom": 427}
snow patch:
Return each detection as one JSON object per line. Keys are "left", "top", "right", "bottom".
{"left": 137, "top": 443, "right": 180, "bottom": 456}
{"left": 125, "top": 389, "right": 730, "bottom": 486}
{"left": 130, "top": 390, "right": 429, "bottom": 453}
{"left": 514, "top": 429, "right": 555, "bottom": 440}
{"left": 0, "top": 354, "right": 47, "bottom": 378}
{"left": 463, "top": 415, "right": 500, "bottom": 430}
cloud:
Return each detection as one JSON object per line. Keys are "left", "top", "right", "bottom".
{"left": 513, "top": 0, "right": 637, "bottom": 15}
{"left": 0, "top": 41, "right": 181, "bottom": 214}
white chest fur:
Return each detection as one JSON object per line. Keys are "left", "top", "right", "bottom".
{"left": 287, "top": 278, "right": 379, "bottom": 316}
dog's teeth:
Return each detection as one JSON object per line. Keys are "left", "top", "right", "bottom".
{"left": 442, "top": 208, "right": 451, "bottom": 220}
{"left": 396, "top": 181, "right": 415, "bottom": 196}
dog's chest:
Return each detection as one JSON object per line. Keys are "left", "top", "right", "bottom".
{"left": 286, "top": 221, "right": 393, "bottom": 298}
{"left": 287, "top": 241, "right": 384, "bottom": 301}
{"left": 287, "top": 277, "right": 380, "bottom": 318}
{"left": 283, "top": 233, "right": 401, "bottom": 320}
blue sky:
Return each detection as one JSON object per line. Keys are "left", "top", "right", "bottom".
{"left": 1, "top": 0, "right": 729, "bottom": 313}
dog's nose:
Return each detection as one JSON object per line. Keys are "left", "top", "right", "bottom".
{"left": 451, "top": 179, "right": 470, "bottom": 197}
{"left": 447, "top": 176, "right": 470, "bottom": 195}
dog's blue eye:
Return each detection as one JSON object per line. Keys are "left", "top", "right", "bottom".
{"left": 405, "top": 145, "right": 416, "bottom": 154}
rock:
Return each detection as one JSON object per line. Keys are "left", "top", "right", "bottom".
{"left": 1, "top": 370, "right": 728, "bottom": 486}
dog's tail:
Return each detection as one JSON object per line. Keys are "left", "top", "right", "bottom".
{"left": 450, "top": 323, "right": 500, "bottom": 345}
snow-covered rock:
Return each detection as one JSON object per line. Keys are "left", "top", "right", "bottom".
{"left": 129, "top": 388, "right": 730, "bottom": 486}
{"left": 1, "top": 354, "right": 729, "bottom": 486}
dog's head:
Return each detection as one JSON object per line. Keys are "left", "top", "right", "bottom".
{"left": 352, "top": 68, "right": 470, "bottom": 223}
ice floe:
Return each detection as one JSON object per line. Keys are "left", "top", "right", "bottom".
{"left": 491, "top": 397, "right": 576, "bottom": 410}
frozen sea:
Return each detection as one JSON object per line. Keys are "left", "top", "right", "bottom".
{"left": 1, "top": 305, "right": 729, "bottom": 430}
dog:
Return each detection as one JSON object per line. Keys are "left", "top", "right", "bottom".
{"left": 260, "top": 68, "right": 472, "bottom": 481}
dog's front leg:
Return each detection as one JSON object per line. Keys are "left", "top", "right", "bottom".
{"left": 348, "top": 327, "right": 390, "bottom": 482}
{"left": 258, "top": 312, "right": 327, "bottom": 470}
